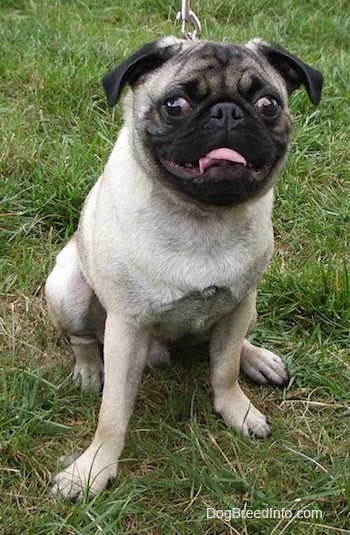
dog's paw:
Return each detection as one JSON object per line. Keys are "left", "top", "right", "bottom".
{"left": 214, "top": 385, "right": 271, "bottom": 439}
{"left": 226, "top": 404, "right": 271, "bottom": 439}
{"left": 237, "top": 404, "right": 271, "bottom": 439}
{"left": 240, "top": 341, "right": 289, "bottom": 387}
{"left": 52, "top": 447, "right": 117, "bottom": 501}
{"left": 73, "top": 360, "right": 104, "bottom": 393}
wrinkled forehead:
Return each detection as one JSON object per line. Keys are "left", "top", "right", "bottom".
{"left": 177, "top": 41, "right": 248, "bottom": 69}
{"left": 141, "top": 41, "right": 284, "bottom": 101}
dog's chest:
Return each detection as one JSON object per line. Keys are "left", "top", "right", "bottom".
{"left": 148, "top": 285, "right": 236, "bottom": 338}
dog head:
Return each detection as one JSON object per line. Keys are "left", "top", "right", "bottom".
{"left": 103, "top": 37, "right": 323, "bottom": 207}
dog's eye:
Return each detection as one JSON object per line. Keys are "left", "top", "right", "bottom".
{"left": 162, "top": 97, "right": 192, "bottom": 118}
{"left": 254, "top": 97, "right": 280, "bottom": 119}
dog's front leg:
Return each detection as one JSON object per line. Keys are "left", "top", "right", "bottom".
{"left": 210, "top": 291, "right": 271, "bottom": 439}
{"left": 52, "top": 313, "right": 149, "bottom": 501}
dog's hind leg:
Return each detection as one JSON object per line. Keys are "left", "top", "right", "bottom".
{"left": 240, "top": 308, "right": 289, "bottom": 387}
{"left": 45, "top": 238, "right": 105, "bottom": 392}
{"left": 240, "top": 340, "right": 289, "bottom": 387}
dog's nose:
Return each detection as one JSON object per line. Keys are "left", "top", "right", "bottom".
{"left": 210, "top": 102, "right": 244, "bottom": 129}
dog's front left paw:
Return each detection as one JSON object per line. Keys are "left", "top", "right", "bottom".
{"left": 240, "top": 340, "right": 289, "bottom": 387}
{"left": 51, "top": 447, "right": 117, "bottom": 501}
{"left": 214, "top": 384, "right": 271, "bottom": 439}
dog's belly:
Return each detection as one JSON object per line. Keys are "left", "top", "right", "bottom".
{"left": 148, "top": 286, "right": 237, "bottom": 339}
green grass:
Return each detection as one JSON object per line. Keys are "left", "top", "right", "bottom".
{"left": 1, "top": 0, "right": 349, "bottom": 533}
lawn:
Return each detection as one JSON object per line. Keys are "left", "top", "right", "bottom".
{"left": 1, "top": 0, "right": 349, "bottom": 533}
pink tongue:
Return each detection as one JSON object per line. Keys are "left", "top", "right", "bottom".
{"left": 199, "top": 148, "right": 247, "bottom": 173}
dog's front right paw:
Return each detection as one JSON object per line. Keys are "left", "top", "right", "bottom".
{"left": 51, "top": 448, "right": 117, "bottom": 501}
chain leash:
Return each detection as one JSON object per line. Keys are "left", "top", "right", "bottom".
{"left": 176, "top": 0, "right": 201, "bottom": 40}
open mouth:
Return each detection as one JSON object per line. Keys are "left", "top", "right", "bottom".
{"left": 160, "top": 147, "right": 270, "bottom": 182}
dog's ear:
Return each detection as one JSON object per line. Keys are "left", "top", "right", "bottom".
{"left": 102, "top": 38, "right": 181, "bottom": 108}
{"left": 247, "top": 40, "right": 323, "bottom": 105}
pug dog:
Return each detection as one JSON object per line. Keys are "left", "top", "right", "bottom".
{"left": 45, "top": 36, "right": 323, "bottom": 500}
